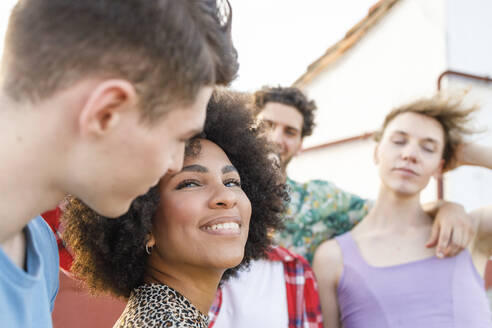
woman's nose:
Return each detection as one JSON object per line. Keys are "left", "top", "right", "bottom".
{"left": 209, "top": 184, "right": 237, "bottom": 209}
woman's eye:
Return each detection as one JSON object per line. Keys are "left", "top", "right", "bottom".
{"left": 392, "top": 139, "right": 405, "bottom": 145}
{"left": 421, "top": 142, "right": 436, "bottom": 153}
{"left": 224, "top": 178, "right": 241, "bottom": 187}
{"left": 176, "top": 180, "right": 200, "bottom": 189}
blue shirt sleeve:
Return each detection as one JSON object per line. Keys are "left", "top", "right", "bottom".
{"left": 32, "top": 216, "right": 60, "bottom": 311}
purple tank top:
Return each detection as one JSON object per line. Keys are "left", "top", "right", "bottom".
{"left": 335, "top": 233, "right": 492, "bottom": 328}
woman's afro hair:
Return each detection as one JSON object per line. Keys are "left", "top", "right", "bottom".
{"left": 62, "top": 90, "right": 288, "bottom": 298}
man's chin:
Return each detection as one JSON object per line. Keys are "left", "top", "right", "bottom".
{"left": 268, "top": 153, "right": 281, "bottom": 167}
{"left": 280, "top": 155, "right": 293, "bottom": 170}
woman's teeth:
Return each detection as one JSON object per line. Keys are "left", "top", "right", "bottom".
{"left": 204, "top": 222, "right": 240, "bottom": 232}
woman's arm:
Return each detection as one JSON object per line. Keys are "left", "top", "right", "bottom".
{"left": 312, "top": 240, "right": 344, "bottom": 328}
{"left": 438, "top": 143, "right": 492, "bottom": 257}
{"left": 454, "top": 143, "right": 492, "bottom": 254}
{"left": 450, "top": 144, "right": 492, "bottom": 170}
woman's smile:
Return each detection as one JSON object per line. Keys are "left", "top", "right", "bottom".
{"left": 200, "top": 216, "right": 242, "bottom": 235}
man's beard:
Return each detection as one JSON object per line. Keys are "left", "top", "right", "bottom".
{"left": 279, "top": 153, "right": 294, "bottom": 174}
{"left": 270, "top": 149, "right": 294, "bottom": 177}
{"left": 269, "top": 145, "right": 295, "bottom": 177}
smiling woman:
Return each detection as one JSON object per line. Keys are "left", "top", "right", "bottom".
{"left": 61, "top": 90, "right": 288, "bottom": 327}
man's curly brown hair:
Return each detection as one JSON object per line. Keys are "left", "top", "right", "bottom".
{"left": 62, "top": 90, "right": 288, "bottom": 299}
{"left": 254, "top": 86, "right": 317, "bottom": 137}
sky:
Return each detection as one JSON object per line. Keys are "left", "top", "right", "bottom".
{"left": 0, "top": 1, "right": 16, "bottom": 57}
{"left": 0, "top": 0, "right": 376, "bottom": 91}
{"left": 229, "top": 0, "right": 376, "bottom": 91}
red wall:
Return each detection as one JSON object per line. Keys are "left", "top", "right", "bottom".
{"left": 52, "top": 272, "right": 126, "bottom": 328}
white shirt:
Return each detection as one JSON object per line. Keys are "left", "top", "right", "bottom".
{"left": 211, "top": 259, "right": 288, "bottom": 327}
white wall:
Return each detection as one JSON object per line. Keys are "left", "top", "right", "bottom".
{"left": 300, "top": 0, "right": 447, "bottom": 148}
{"left": 289, "top": 139, "right": 379, "bottom": 200}
{"left": 288, "top": 0, "right": 446, "bottom": 204}
{"left": 446, "top": 0, "right": 492, "bottom": 77}
{"left": 443, "top": 0, "right": 492, "bottom": 212}
{"left": 441, "top": 79, "right": 492, "bottom": 212}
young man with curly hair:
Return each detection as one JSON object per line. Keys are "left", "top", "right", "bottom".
{"left": 209, "top": 86, "right": 477, "bottom": 328}
{"left": 0, "top": 1, "right": 237, "bottom": 327}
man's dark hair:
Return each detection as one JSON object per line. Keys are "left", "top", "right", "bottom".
{"left": 254, "top": 86, "right": 317, "bottom": 137}
{"left": 1, "top": 0, "right": 238, "bottom": 121}
{"left": 62, "top": 90, "right": 288, "bottom": 299}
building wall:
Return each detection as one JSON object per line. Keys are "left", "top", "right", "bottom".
{"left": 442, "top": 79, "right": 492, "bottom": 211}
{"left": 289, "top": 0, "right": 446, "bottom": 205}
{"left": 443, "top": 0, "right": 492, "bottom": 211}
{"left": 290, "top": 139, "right": 379, "bottom": 200}
{"left": 444, "top": 0, "right": 492, "bottom": 292}
{"left": 446, "top": 0, "right": 492, "bottom": 77}
{"left": 52, "top": 272, "right": 126, "bottom": 328}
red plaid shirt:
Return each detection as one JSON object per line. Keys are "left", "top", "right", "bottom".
{"left": 209, "top": 246, "right": 323, "bottom": 328}
{"left": 41, "top": 207, "right": 73, "bottom": 272}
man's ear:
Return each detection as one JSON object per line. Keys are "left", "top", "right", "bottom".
{"left": 78, "top": 80, "right": 137, "bottom": 136}
{"left": 373, "top": 144, "right": 380, "bottom": 165}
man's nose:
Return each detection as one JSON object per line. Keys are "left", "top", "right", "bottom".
{"left": 167, "top": 143, "right": 185, "bottom": 175}
{"left": 269, "top": 126, "right": 284, "bottom": 149}
{"left": 401, "top": 144, "right": 418, "bottom": 163}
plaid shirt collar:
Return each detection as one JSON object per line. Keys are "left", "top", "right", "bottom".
{"left": 209, "top": 246, "right": 323, "bottom": 328}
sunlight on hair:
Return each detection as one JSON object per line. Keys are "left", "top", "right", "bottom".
{"left": 0, "top": 1, "right": 17, "bottom": 59}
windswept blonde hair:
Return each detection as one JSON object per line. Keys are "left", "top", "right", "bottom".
{"left": 375, "top": 96, "right": 478, "bottom": 170}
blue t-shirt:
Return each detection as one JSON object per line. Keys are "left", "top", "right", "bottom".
{"left": 0, "top": 216, "right": 59, "bottom": 328}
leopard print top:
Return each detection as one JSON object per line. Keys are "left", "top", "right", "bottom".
{"left": 113, "top": 283, "right": 209, "bottom": 328}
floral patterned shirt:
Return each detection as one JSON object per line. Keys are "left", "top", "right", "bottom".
{"left": 274, "top": 177, "right": 371, "bottom": 263}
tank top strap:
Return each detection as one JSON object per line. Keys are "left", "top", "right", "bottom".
{"left": 334, "top": 232, "right": 367, "bottom": 267}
